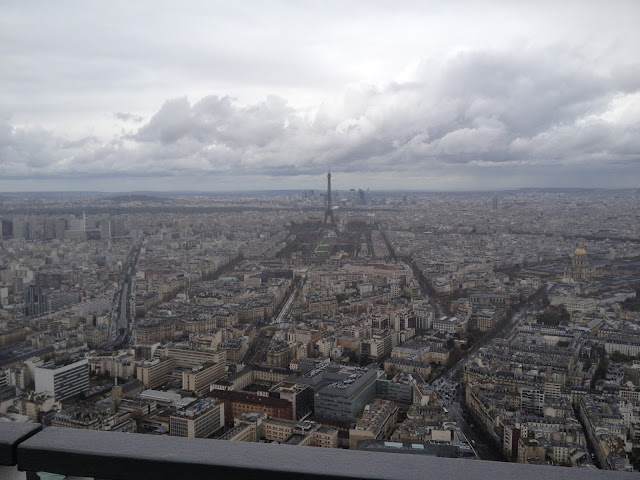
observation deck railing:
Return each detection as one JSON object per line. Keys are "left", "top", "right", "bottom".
{"left": 0, "top": 423, "right": 636, "bottom": 480}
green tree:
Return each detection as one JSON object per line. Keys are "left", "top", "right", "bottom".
{"left": 590, "top": 356, "right": 608, "bottom": 390}
{"left": 447, "top": 346, "right": 463, "bottom": 367}
{"left": 610, "top": 351, "right": 637, "bottom": 364}
{"left": 622, "top": 298, "right": 640, "bottom": 311}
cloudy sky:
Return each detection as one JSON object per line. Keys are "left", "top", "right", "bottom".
{"left": 1, "top": 1, "right": 639, "bottom": 192}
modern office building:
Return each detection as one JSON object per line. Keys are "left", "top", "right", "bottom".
{"left": 269, "top": 382, "right": 314, "bottom": 420}
{"left": 182, "top": 362, "right": 226, "bottom": 395}
{"left": 165, "top": 346, "right": 226, "bottom": 368}
{"left": 24, "top": 285, "right": 48, "bottom": 317}
{"left": 169, "top": 398, "right": 224, "bottom": 438}
{"left": 298, "top": 363, "right": 383, "bottom": 421}
{"left": 23, "top": 285, "right": 81, "bottom": 317}
{"left": 136, "top": 357, "right": 176, "bottom": 389}
{"left": 34, "top": 358, "right": 89, "bottom": 401}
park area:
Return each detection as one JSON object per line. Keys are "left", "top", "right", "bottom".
{"left": 315, "top": 238, "right": 332, "bottom": 256}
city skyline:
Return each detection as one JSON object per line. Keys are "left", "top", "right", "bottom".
{"left": 1, "top": 1, "right": 639, "bottom": 192}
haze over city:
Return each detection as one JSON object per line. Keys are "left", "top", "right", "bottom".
{"left": 1, "top": 1, "right": 639, "bottom": 192}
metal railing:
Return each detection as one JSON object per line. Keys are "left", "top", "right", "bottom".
{"left": 1, "top": 424, "right": 637, "bottom": 480}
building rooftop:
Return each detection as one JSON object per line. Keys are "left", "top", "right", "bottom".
{"left": 209, "top": 390, "right": 291, "bottom": 408}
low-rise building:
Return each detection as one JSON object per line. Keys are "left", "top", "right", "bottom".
{"left": 209, "top": 390, "right": 293, "bottom": 425}
{"left": 349, "top": 399, "right": 398, "bottom": 449}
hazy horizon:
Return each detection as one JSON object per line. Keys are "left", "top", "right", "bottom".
{"left": 1, "top": 187, "right": 638, "bottom": 197}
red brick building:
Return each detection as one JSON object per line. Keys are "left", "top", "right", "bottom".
{"left": 209, "top": 390, "right": 293, "bottom": 425}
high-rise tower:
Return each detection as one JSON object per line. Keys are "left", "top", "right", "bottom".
{"left": 323, "top": 171, "right": 335, "bottom": 226}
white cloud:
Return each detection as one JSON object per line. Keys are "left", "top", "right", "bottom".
{"left": 0, "top": 2, "right": 639, "bottom": 190}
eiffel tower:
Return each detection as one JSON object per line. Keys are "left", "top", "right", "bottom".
{"left": 323, "top": 171, "right": 335, "bottom": 226}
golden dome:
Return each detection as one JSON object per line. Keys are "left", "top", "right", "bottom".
{"left": 574, "top": 241, "right": 587, "bottom": 256}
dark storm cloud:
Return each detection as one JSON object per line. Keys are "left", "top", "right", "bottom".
{"left": 1, "top": 45, "right": 639, "bottom": 188}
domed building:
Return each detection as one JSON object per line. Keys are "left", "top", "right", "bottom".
{"left": 564, "top": 241, "right": 596, "bottom": 280}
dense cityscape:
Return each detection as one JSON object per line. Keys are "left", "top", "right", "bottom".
{"left": 1, "top": 177, "right": 639, "bottom": 474}
{"left": 2, "top": 2, "right": 639, "bottom": 478}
